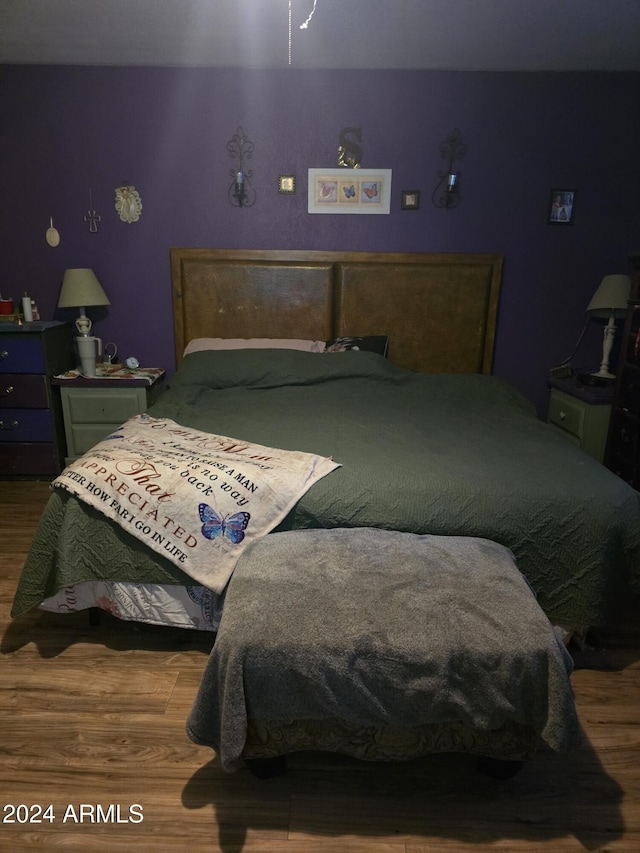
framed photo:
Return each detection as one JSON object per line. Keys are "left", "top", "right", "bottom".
{"left": 278, "top": 175, "right": 296, "bottom": 194}
{"left": 548, "top": 189, "right": 575, "bottom": 225}
{"left": 308, "top": 168, "right": 392, "bottom": 214}
{"left": 401, "top": 190, "right": 420, "bottom": 210}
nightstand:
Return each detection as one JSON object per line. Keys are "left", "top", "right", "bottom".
{"left": 52, "top": 371, "right": 165, "bottom": 464}
{"left": 0, "top": 321, "right": 74, "bottom": 477}
{"left": 547, "top": 377, "right": 613, "bottom": 463}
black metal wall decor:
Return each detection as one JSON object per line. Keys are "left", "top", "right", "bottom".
{"left": 432, "top": 128, "right": 467, "bottom": 209}
{"left": 337, "top": 126, "right": 363, "bottom": 169}
{"left": 227, "top": 127, "right": 256, "bottom": 208}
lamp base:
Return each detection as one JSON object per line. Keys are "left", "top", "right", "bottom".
{"left": 577, "top": 372, "right": 614, "bottom": 387}
{"left": 591, "top": 369, "right": 616, "bottom": 380}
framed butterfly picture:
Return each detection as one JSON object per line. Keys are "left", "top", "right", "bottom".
{"left": 308, "top": 169, "right": 392, "bottom": 214}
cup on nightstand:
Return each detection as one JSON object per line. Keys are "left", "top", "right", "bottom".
{"left": 75, "top": 336, "right": 102, "bottom": 377}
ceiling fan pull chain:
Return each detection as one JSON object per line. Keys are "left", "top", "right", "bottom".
{"left": 300, "top": 0, "right": 318, "bottom": 30}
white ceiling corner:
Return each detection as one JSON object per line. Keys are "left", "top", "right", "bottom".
{"left": 1, "top": 0, "right": 639, "bottom": 71}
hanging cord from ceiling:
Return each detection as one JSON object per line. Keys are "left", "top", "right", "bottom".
{"left": 299, "top": 0, "right": 318, "bottom": 29}
{"left": 289, "top": 0, "right": 319, "bottom": 65}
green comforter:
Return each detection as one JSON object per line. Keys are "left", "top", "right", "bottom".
{"left": 12, "top": 349, "right": 640, "bottom": 627}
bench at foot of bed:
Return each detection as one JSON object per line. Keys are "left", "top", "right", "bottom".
{"left": 186, "top": 528, "right": 581, "bottom": 773}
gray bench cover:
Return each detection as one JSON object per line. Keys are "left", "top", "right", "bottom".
{"left": 187, "top": 528, "right": 581, "bottom": 771}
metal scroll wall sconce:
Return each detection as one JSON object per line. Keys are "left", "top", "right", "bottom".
{"left": 227, "top": 127, "right": 256, "bottom": 208}
{"left": 432, "top": 128, "right": 467, "bottom": 210}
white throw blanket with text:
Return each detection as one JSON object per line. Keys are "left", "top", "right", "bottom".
{"left": 52, "top": 414, "right": 340, "bottom": 593}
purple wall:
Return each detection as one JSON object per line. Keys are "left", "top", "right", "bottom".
{"left": 1, "top": 65, "right": 639, "bottom": 414}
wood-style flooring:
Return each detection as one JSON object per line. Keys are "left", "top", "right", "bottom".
{"left": 1, "top": 480, "right": 639, "bottom": 852}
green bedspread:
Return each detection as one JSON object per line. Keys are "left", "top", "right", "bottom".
{"left": 12, "top": 349, "right": 640, "bottom": 627}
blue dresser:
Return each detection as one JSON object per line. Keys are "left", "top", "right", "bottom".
{"left": 0, "top": 321, "right": 74, "bottom": 477}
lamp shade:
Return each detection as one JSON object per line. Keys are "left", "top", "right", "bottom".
{"left": 58, "top": 268, "right": 110, "bottom": 309}
{"left": 586, "top": 274, "right": 631, "bottom": 318}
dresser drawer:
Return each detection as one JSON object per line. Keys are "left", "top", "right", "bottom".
{"left": 0, "top": 408, "right": 54, "bottom": 442}
{"left": 65, "top": 388, "right": 148, "bottom": 424}
{"left": 0, "top": 336, "right": 45, "bottom": 373}
{"left": 0, "top": 443, "right": 58, "bottom": 476}
{"left": 0, "top": 373, "right": 49, "bottom": 408}
{"left": 0, "top": 323, "right": 74, "bottom": 477}
{"left": 59, "top": 384, "right": 159, "bottom": 464}
{"left": 68, "top": 423, "right": 123, "bottom": 456}
{"left": 548, "top": 392, "right": 585, "bottom": 439}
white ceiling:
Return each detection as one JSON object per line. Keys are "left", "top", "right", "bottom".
{"left": 2, "top": 0, "right": 640, "bottom": 71}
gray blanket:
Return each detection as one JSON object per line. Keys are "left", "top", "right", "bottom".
{"left": 187, "top": 528, "right": 581, "bottom": 771}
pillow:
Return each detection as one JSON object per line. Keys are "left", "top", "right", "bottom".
{"left": 184, "top": 338, "right": 326, "bottom": 356}
{"left": 171, "top": 348, "right": 399, "bottom": 391}
{"left": 324, "top": 336, "right": 389, "bottom": 356}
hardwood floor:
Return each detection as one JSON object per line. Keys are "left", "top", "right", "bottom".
{"left": 1, "top": 480, "right": 639, "bottom": 852}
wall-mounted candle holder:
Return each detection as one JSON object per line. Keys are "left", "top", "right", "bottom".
{"left": 431, "top": 128, "right": 467, "bottom": 210}
{"left": 227, "top": 127, "right": 256, "bottom": 208}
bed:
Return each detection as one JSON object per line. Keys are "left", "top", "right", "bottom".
{"left": 11, "top": 249, "right": 640, "bottom": 636}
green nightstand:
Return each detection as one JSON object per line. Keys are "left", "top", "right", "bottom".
{"left": 547, "top": 377, "right": 613, "bottom": 463}
{"left": 53, "top": 371, "right": 165, "bottom": 465}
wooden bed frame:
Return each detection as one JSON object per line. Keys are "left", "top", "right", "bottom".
{"left": 170, "top": 249, "right": 503, "bottom": 374}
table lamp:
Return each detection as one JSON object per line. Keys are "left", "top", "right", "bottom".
{"left": 57, "top": 268, "right": 110, "bottom": 335}
{"left": 586, "top": 274, "right": 632, "bottom": 380}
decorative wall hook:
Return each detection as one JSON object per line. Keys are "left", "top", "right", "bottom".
{"left": 227, "top": 127, "right": 256, "bottom": 208}
{"left": 432, "top": 128, "right": 467, "bottom": 209}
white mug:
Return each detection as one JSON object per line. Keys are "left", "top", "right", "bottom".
{"left": 75, "top": 336, "right": 102, "bottom": 377}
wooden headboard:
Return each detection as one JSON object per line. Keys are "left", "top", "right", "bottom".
{"left": 170, "top": 249, "right": 503, "bottom": 374}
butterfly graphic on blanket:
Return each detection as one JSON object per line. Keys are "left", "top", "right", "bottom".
{"left": 103, "top": 429, "right": 126, "bottom": 440}
{"left": 198, "top": 503, "right": 251, "bottom": 544}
